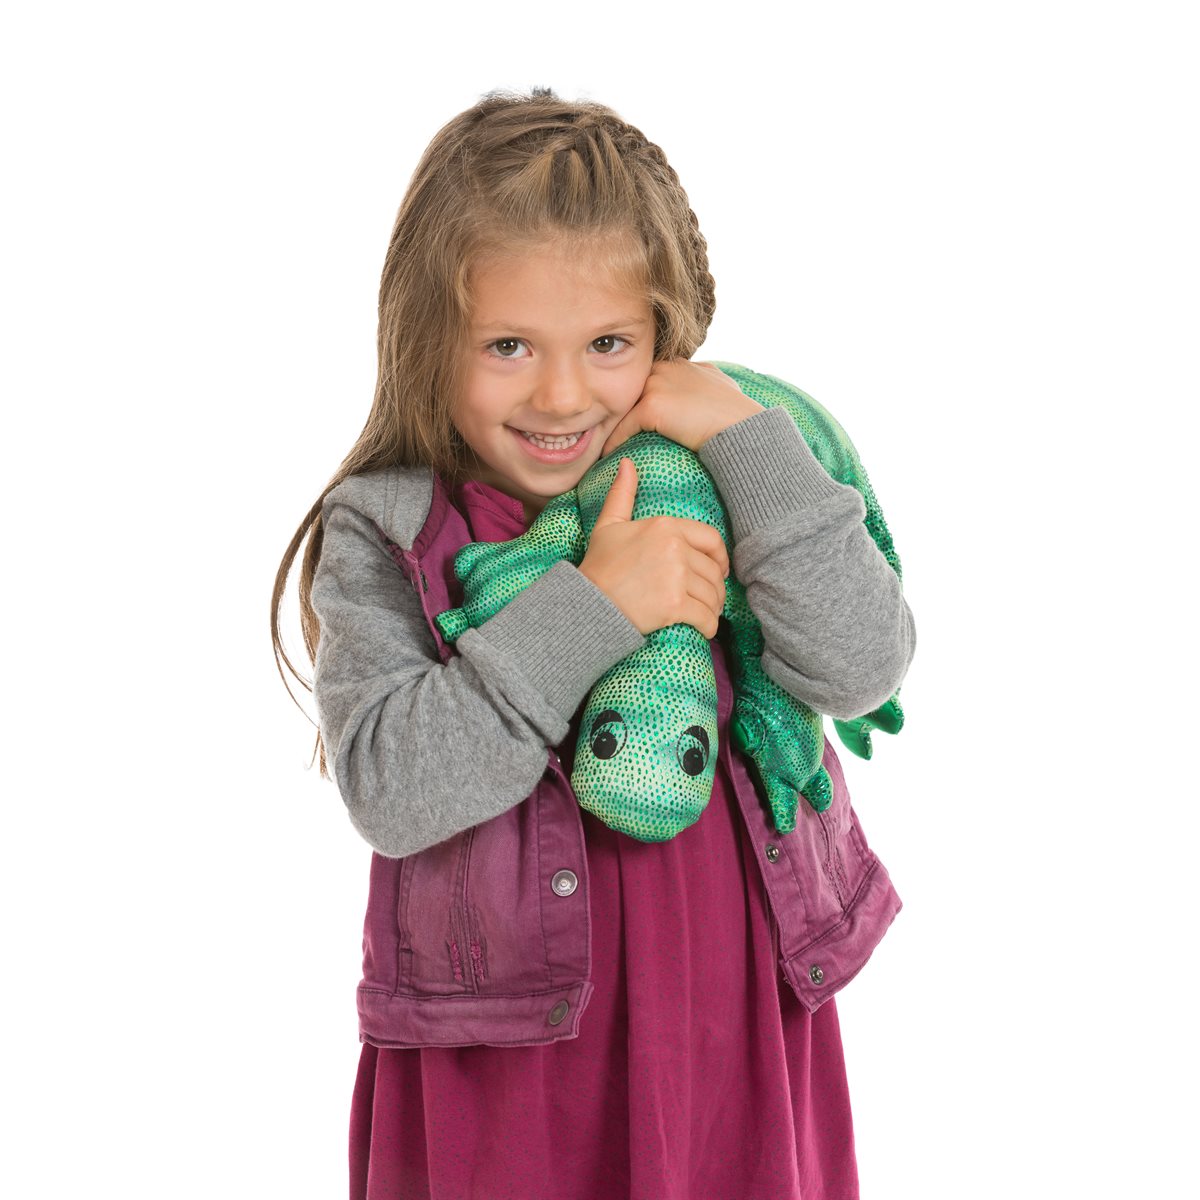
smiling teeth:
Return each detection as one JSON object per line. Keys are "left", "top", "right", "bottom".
{"left": 520, "top": 430, "right": 583, "bottom": 449}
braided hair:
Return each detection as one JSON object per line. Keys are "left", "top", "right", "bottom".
{"left": 455, "top": 86, "right": 717, "bottom": 359}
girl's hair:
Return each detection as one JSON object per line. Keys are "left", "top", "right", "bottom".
{"left": 271, "top": 86, "right": 717, "bottom": 777}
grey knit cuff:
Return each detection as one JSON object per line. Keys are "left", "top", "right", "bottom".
{"left": 698, "top": 405, "right": 850, "bottom": 543}
{"left": 474, "top": 559, "right": 647, "bottom": 722}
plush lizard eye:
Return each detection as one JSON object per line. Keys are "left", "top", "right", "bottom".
{"left": 589, "top": 709, "right": 627, "bottom": 760}
{"left": 676, "top": 725, "right": 710, "bottom": 776}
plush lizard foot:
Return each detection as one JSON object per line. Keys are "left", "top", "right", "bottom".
{"left": 833, "top": 694, "right": 905, "bottom": 760}
{"left": 799, "top": 766, "right": 833, "bottom": 816}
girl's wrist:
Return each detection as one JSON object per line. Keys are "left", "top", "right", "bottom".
{"left": 701, "top": 399, "right": 767, "bottom": 449}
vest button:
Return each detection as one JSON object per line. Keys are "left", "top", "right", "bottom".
{"left": 548, "top": 1000, "right": 569, "bottom": 1026}
{"left": 809, "top": 964, "right": 825, "bottom": 985}
{"left": 551, "top": 869, "right": 578, "bottom": 897}
{"left": 765, "top": 843, "right": 781, "bottom": 863}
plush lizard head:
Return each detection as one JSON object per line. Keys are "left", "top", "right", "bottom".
{"left": 570, "top": 633, "right": 719, "bottom": 842}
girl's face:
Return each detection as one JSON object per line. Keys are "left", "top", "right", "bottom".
{"left": 454, "top": 238, "right": 655, "bottom": 524}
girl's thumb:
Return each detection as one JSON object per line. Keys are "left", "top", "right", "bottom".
{"left": 595, "top": 457, "right": 637, "bottom": 525}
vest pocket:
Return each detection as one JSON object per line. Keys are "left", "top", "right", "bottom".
{"left": 816, "top": 744, "right": 875, "bottom": 910}
{"left": 394, "top": 854, "right": 414, "bottom": 992}
{"left": 445, "top": 827, "right": 487, "bottom": 993}
{"left": 395, "top": 827, "right": 482, "bottom": 996}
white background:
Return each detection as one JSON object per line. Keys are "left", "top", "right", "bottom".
{"left": 4, "top": 1, "right": 1196, "bottom": 1196}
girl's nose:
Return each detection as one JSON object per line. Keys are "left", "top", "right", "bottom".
{"left": 530, "top": 360, "right": 589, "bottom": 418}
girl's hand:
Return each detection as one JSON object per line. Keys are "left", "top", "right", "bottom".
{"left": 601, "top": 359, "right": 764, "bottom": 457}
{"left": 579, "top": 457, "right": 730, "bottom": 638}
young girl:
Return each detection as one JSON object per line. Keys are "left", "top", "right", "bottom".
{"left": 273, "top": 86, "right": 915, "bottom": 1200}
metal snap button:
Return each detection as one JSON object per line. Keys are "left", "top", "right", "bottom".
{"left": 765, "top": 844, "right": 781, "bottom": 863}
{"left": 551, "top": 869, "right": 578, "bottom": 897}
{"left": 809, "top": 965, "right": 824, "bottom": 985}
{"left": 548, "top": 1000, "right": 569, "bottom": 1025}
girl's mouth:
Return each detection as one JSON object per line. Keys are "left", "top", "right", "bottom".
{"left": 508, "top": 425, "right": 594, "bottom": 464}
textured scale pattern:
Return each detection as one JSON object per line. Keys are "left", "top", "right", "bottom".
{"left": 434, "top": 363, "right": 905, "bottom": 843}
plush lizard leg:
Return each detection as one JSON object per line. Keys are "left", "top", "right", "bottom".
{"left": 832, "top": 694, "right": 905, "bottom": 760}
{"left": 723, "top": 577, "right": 831, "bottom": 832}
{"left": 434, "top": 488, "right": 586, "bottom": 643}
{"left": 730, "top": 695, "right": 832, "bottom": 831}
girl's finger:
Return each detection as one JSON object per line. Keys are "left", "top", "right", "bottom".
{"left": 673, "top": 518, "right": 730, "bottom": 577}
{"left": 685, "top": 570, "right": 724, "bottom": 619}
{"left": 688, "top": 548, "right": 726, "bottom": 604}
{"left": 594, "top": 458, "right": 637, "bottom": 525}
{"left": 684, "top": 596, "right": 720, "bottom": 640}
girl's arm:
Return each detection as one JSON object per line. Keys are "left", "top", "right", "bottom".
{"left": 313, "top": 475, "right": 645, "bottom": 858}
{"left": 698, "top": 405, "right": 917, "bottom": 721}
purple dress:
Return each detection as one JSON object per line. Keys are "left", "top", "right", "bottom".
{"left": 349, "top": 485, "right": 859, "bottom": 1200}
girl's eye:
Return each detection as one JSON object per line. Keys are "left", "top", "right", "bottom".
{"left": 489, "top": 338, "right": 528, "bottom": 359}
{"left": 591, "top": 335, "right": 629, "bottom": 355}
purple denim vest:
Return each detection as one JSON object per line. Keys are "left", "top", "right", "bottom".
{"left": 357, "top": 471, "right": 903, "bottom": 1049}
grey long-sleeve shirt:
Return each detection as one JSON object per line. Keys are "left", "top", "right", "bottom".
{"left": 312, "top": 404, "right": 917, "bottom": 859}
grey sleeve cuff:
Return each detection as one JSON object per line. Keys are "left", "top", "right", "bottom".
{"left": 470, "top": 559, "right": 647, "bottom": 723}
{"left": 698, "top": 405, "right": 853, "bottom": 543}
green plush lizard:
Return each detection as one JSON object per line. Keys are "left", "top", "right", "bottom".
{"left": 435, "top": 363, "right": 905, "bottom": 843}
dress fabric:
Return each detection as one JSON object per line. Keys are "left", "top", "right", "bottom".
{"left": 348, "top": 489, "right": 859, "bottom": 1200}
